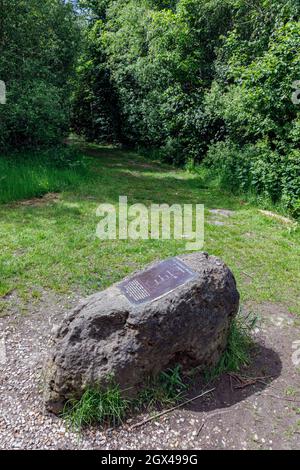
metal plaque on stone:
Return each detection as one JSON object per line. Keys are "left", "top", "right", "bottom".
{"left": 119, "top": 257, "right": 197, "bottom": 305}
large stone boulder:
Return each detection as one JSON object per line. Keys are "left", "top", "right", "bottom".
{"left": 44, "top": 252, "right": 239, "bottom": 414}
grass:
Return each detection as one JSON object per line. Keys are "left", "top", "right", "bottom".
{"left": 0, "top": 147, "right": 86, "bottom": 204}
{"left": 205, "top": 311, "right": 257, "bottom": 380}
{"left": 63, "top": 366, "right": 189, "bottom": 431}
{"left": 0, "top": 142, "right": 299, "bottom": 316}
{"left": 63, "top": 384, "right": 129, "bottom": 430}
{"left": 133, "top": 365, "right": 189, "bottom": 411}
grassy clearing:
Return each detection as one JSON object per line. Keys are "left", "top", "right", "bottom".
{"left": 0, "top": 143, "right": 299, "bottom": 315}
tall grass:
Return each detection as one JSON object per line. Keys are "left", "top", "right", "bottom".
{"left": 205, "top": 311, "right": 257, "bottom": 381}
{"left": 63, "top": 366, "right": 189, "bottom": 431}
{"left": 63, "top": 385, "right": 129, "bottom": 430}
{"left": 0, "top": 147, "right": 87, "bottom": 204}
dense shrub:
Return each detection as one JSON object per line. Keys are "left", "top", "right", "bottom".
{"left": 72, "top": 0, "right": 300, "bottom": 215}
{"left": 0, "top": 0, "right": 80, "bottom": 151}
{"left": 204, "top": 19, "right": 300, "bottom": 215}
{"left": 205, "top": 141, "right": 300, "bottom": 217}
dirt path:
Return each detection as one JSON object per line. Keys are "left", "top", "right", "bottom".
{"left": 0, "top": 292, "right": 299, "bottom": 450}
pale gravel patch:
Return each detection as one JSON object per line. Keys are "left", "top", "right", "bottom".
{"left": 207, "top": 208, "right": 235, "bottom": 226}
{"left": 208, "top": 209, "right": 235, "bottom": 218}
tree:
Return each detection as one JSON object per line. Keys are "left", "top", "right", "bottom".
{"left": 0, "top": 0, "right": 80, "bottom": 149}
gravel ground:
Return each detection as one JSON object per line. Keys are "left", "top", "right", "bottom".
{"left": 0, "top": 292, "right": 299, "bottom": 450}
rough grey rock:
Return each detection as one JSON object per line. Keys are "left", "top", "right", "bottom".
{"left": 44, "top": 252, "right": 239, "bottom": 414}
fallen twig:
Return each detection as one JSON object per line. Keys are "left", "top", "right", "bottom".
{"left": 229, "top": 373, "right": 256, "bottom": 389}
{"left": 130, "top": 387, "right": 215, "bottom": 431}
{"left": 197, "top": 422, "right": 205, "bottom": 436}
{"left": 228, "top": 373, "right": 272, "bottom": 390}
{"left": 197, "top": 409, "right": 231, "bottom": 436}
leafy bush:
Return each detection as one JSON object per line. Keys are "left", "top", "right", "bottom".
{"left": 205, "top": 141, "right": 300, "bottom": 217}
{"left": 204, "top": 19, "right": 300, "bottom": 216}
{"left": 0, "top": 0, "right": 80, "bottom": 150}
{"left": 72, "top": 0, "right": 300, "bottom": 215}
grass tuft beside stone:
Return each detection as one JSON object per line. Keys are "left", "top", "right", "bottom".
{"left": 62, "top": 384, "right": 129, "bottom": 430}
{"left": 205, "top": 311, "right": 257, "bottom": 381}
{"left": 62, "top": 366, "right": 188, "bottom": 431}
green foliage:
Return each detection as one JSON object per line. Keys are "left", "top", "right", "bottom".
{"left": 1, "top": 1, "right": 299, "bottom": 211}
{"left": 71, "top": 0, "right": 300, "bottom": 214}
{"left": 205, "top": 141, "right": 300, "bottom": 216}
{"left": 204, "top": 18, "right": 300, "bottom": 216}
{"left": 0, "top": 0, "right": 80, "bottom": 150}
{"left": 71, "top": 19, "right": 121, "bottom": 143}
{"left": 134, "top": 365, "right": 188, "bottom": 410}
{"left": 73, "top": 0, "right": 232, "bottom": 160}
